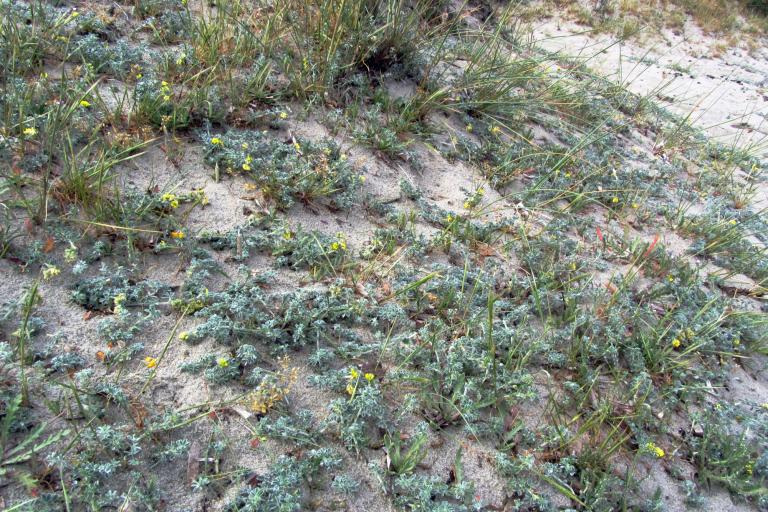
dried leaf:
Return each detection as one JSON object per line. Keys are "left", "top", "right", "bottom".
{"left": 355, "top": 282, "right": 369, "bottom": 297}
{"left": 187, "top": 440, "right": 201, "bottom": 484}
{"left": 231, "top": 405, "right": 253, "bottom": 420}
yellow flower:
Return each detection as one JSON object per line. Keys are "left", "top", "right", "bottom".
{"left": 23, "top": 127, "right": 37, "bottom": 136}
{"left": 242, "top": 163, "right": 251, "bottom": 171}
{"left": 644, "top": 442, "right": 664, "bottom": 458}
{"left": 279, "top": 112, "right": 288, "bottom": 119}
{"left": 359, "top": 175, "right": 366, "bottom": 182}
{"left": 349, "top": 368, "right": 359, "bottom": 380}
{"left": 241, "top": 143, "right": 249, "bottom": 149}
{"left": 42, "top": 265, "right": 61, "bottom": 280}
{"left": 446, "top": 214, "right": 454, "bottom": 223}
{"left": 465, "top": 124, "right": 473, "bottom": 132}
{"left": 293, "top": 142, "right": 301, "bottom": 151}
{"left": 136, "top": 73, "right": 143, "bottom": 79}
{"left": 364, "top": 373, "right": 374, "bottom": 381}
{"left": 346, "top": 383, "right": 355, "bottom": 395}
{"left": 632, "top": 202, "right": 639, "bottom": 209}
{"left": 79, "top": 100, "right": 91, "bottom": 108}
{"left": 144, "top": 356, "right": 158, "bottom": 368}
{"left": 178, "top": 331, "right": 190, "bottom": 341}
{"left": 463, "top": 201, "right": 471, "bottom": 209}
{"left": 611, "top": 197, "right": 619, "bottom": 204}
{"left": 210, "top": 137, "right": 223, "bottom": 146}
{"left": 331, "top": 241, "right": 340, "bottom": 251}
{"left": 564, "top": 172, "right": 571, "bottom": 178}
{"left": 672, "top": 338, "right": 681, "bottom": 349}
{"left": 490, "top": 126, "right": 501, "bottom": 135}
{"left": 217, "top": 357, "right": 229, "bottom": 368}
{"left": 162, "top": 95, "right": 170, "bottom": 102}
{"left": 729, "top": 219, "right": 737, "bottom": 225}
{"left": 283, "top": 231, "right": 293, "bottom": 240}
{"left": 170, "top": 230, "right": 185, "bottom": 239}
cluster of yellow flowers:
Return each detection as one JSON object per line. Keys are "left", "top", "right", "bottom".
{"left": 190, "top": 188, "right": 209, "bottom": 206}
{"left": 42, "top": 265, "right": 61, "bottom": 281}
{"left": 644, "top": 441, "right": 665, "bottom": 458}
{"left": 159, "top": 81, "right": 171, "bottom": 102}
{"left": 345, "top": 367, "right": 375, "bottom": 398}
{"left": 64, "top": 242, "right": 78, "bottom": 263}
{"left": 113, "top": 293, "right": 127, "bottom": 315}
{"left": 247, "top": 357, "right": 299, "bottom": 414}
{"left": 210, "top": 137, "right": 223, "bottom": 146}
{"left": 671, "top": 328, "right": 695, "bottom": 350}
{"left": 144, "top": 356, "right": 158, "bottom": 369}
{"left": 329, "top": 233, "right": 347, "bottom": 252}
{"left": 242, "top": 155, "right": 253, "bottom": 171}
{"left": 161, "top": 192, "right": 180, "bottom": 208}
{"left": 463, "top": 187, "right": 485, "bottom": 210}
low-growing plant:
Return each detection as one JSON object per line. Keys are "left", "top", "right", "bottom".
{"left": 203, "top": 129, "right": 363, "bottom": 210}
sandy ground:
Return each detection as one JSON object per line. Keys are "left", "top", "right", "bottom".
{"left": 531, "top": 17, "right": 768, "bottom": 158}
